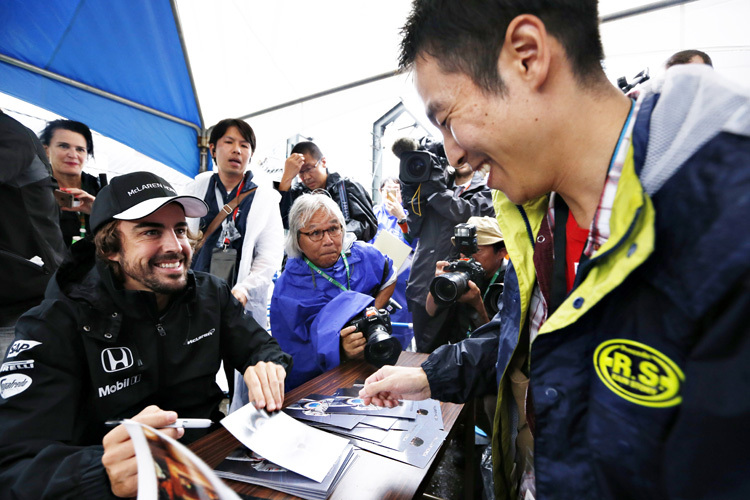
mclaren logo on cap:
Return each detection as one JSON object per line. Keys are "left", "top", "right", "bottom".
{"left": 127, "top": 183, "right": 176, "bottom": 197}
{"left": 101, "top": 347, "right": 134, "bottom": 373}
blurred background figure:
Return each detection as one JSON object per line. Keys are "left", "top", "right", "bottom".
{"left": 666, "top": 49, "right": 713, "bottom": 69}
{"left": 39, "top": 119, "right": 105, "bottom": 246}
{"left": 369, "top": 176, "right": 416, "bottom": 348}
{"left": 1, "top": 110, "right": 65, "bottom": 350}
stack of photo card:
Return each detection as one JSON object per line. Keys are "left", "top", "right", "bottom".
{"left": 214, "top": 445, "right": 356, "bottom": 500}
{"left": 216, "top": 402, "right": 354, "bottom": 499}
{"left": 283, "top": 385, "right": 448, "bottom": 469}
{"left": 122, "top": 420, "right": 241, "bottom": 500}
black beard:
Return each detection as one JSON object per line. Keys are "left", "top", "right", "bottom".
{"left": 119, "top": 252, "right": 188, "bottom": 295}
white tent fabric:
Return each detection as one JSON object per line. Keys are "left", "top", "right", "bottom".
{"left": 2, "top": 0, "right": 748, "bottom": 194}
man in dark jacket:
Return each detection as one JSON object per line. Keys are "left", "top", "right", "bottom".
{"left": 402, "top": 160, "right": 494, "bottom": 353}
{"left": 0, "top": 171, "right": 292, "bottom": 499}
{"left": 276, "top": 141, "right": 378, "bottom": 242}
{"left": 0, "top": 111, "right": 66, "bottom": 331}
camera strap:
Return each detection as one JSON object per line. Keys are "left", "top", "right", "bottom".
{"left": 304, "top": 252, "right": 350, "bottom": 292}
{"left": 482, "top": 268, "right": 503, "bottom": 302}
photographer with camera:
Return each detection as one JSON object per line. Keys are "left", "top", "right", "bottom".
{"left": 393, "top": 137, "right": 494, "bottom": 353}
{"left": 426, "top": 217, "right": 507, "bottom": 336}
{"left": 270, "top": 193, "right": 405, "bottom": 390}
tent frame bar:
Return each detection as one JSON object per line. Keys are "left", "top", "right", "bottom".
{"left": 0, "top": 53, "right": 202, "bottom": 135}
{"left": 600, "top": 0, "right": 699, "bottom": 23}
{"left": 170, "top": 0, "right": 205, "bottom": 131}
{"left": 238, "top": 70, "right": 398, "bottom": 120}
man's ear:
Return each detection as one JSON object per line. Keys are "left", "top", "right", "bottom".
{"left": 209, "top": 143, "right": 216, "bottom": 162}
{"left": 320, "top": 157, "right": 327, "bottom": 169}
{"left": 500, "top": 14, "right": 550, "bottom": 90}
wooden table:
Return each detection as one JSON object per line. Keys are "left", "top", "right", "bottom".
{"left": 190, "top": 351, "right": 473, "bottom": 499}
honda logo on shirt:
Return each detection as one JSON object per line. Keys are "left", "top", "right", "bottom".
{"left": 101, "top": 347, "right": 134, "bottom": 373}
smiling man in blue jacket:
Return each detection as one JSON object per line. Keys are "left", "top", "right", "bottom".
{"left": 361, "top": 1, "right": 750, "bottom": 499}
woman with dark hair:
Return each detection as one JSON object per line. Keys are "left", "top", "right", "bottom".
{"left": 39, "top": 119, "right": 104, "bottom": 246}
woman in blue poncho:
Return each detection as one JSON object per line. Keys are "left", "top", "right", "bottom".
{"left": 270, "top": 193, "right": 400, "bottom": 390}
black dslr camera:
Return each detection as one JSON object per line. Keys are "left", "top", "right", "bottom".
{"left": 399, "top": 137, "right": 452, "bottom": 184}
{"left": 430, "top": 223, "right": 487, "bottom": 307}
{"left": 346, "top": 306, "right": 401, "bottom": 367}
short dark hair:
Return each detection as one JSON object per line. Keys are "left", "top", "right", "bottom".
{"left": 39, "top": 119, "right": 94, "bottom": 157}
{"left": 492, "top": 240, "right": 506, "bottom": 254}
{"left": 665, "top": 49, "right": 713, "bottom": 69}
{"left": 209, "top": 119, "right": 257, "bottom": 158}
{"left": 380, "top": 176, "right": 399, "bottom": 190}
{"left": 399, "top": 0, "right": 604, "bottom": 93}
{"left": 291, "top": 141, "right": 323, "bottom": 161}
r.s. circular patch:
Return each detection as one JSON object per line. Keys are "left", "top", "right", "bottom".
{"left": 593, "top": 339, "right": 684, "bottom": 408}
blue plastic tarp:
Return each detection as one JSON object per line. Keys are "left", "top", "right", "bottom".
{"left": 0, "top": 0, "right": 202, "bottom": 178}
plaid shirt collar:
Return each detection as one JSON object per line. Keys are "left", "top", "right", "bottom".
{"left": 529, "top": 99, "right": 639, "bottom": 342}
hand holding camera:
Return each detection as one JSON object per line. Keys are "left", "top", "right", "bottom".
{"left": 344, "top": 306, "right": 401, "bottom": 367}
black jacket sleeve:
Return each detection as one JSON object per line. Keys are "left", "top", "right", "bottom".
{"left": 275, "top": 182, "right": 299, "bottom": 230}
{"left": 0, "top": 303, "right": 120, "bottom": 499}
{"left": 340, "top": 179, "right": 378, "bottom": 242}
{"left": 421, "top": 312, "right": 501, "bottom": 404}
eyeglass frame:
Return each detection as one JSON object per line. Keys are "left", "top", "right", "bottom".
{"left": 298, "top": 223, "right": 343, "bottom": 242}
{"left": 298, "top": 158, "right": 323, "bottom": 177}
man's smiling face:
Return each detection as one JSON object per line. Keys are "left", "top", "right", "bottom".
{"left": 415, "top": 53, "right": 551, "bottom": 204}
{"left": 109, "top": 203, "right": 193, "bottom": 298}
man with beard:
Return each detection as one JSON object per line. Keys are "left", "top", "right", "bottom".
{"left": 0, "top": 172, "right": 291, "bottom": 499}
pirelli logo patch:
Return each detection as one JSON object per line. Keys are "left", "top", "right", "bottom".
{"left": 594, "top": 339, "right": 684, "bottom": 408}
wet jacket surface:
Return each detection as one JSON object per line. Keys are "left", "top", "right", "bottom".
{"left": 429, "top": 67, "right": 750, "bottom": 499}
{"left": 0, "top": 111, "right": 66, "bottom": 325}
{"left": 0, "top": 241, "right": 291, "bottom": 499}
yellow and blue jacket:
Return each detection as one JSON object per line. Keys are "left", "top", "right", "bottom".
{"left": 485, "top": 67, "right": 750, "bottom": 499}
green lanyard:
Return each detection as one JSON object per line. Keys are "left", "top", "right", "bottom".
{"left": 482, "top": 267, "right": 502, "bottom": 301}
{"left": 304, "top": 252, "right": 350, "bottom": 291}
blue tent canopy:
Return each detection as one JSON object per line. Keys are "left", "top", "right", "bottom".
{"left": 0, "top": 0, "right": 204, "bottom": 178}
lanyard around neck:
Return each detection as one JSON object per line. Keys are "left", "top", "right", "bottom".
{"left": 304, "top": 252, "right": 350, "bottom": 291}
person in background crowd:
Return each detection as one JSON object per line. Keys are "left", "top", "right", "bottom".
{"left": 401, "top": 145, "right": 494, "bottom": 354}
{"left": 276, "top": 141, "right": 378, "bottom": 242}
{"left": 0, "top": 110, "right": 66, "bottom": 347}
{"left": 425, "top": 216, "right": 507, "bottom": 334}
{"left": 369, "top": 176, "right": 416, "bottom": 347}
{"left": 270, "top": 193, "right": 397, "bottom": 390}
{"left": 0, "top": 171, "right": 291, "bottom": 499}
{"left": 39, "top": 119, "right": 105, "bottom": 246}
{"left": 184, "top": 118, "right": 283, "bottom": 412}
{"left": 361, "top": 1, "right": 750, "bottom": 499}
{"left": 666, "top": 48, "right": 713, "bottom": 68}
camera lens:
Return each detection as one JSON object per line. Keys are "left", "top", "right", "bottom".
{"left": 431, "top": 272, "right": 469, "bottom": 305}
{"left": 365, "top": 327, "right": 401, "bottom": 367}
{"left": 406, "top": 156, "right": 428, "bottom": 179}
